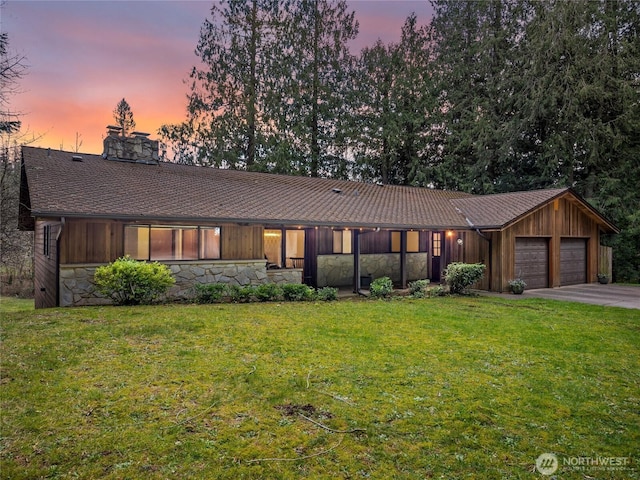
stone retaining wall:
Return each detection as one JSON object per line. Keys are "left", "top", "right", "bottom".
{"left": 59, "top": 260, "right": 301, "bottom": 307}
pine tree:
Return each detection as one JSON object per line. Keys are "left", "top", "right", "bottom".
{"left": 112, "top": 98, "right": 136, "bottom": 136}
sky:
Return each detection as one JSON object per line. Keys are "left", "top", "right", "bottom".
{"left": 2, "top": 1, "right": 433, "bottom": 154}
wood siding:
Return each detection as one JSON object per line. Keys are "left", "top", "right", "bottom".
{"left": 34, "top": 219, "right": 61, "bottom": 308}
{"left": 491, "top": 195, "right": 601, "bottom": 292}
{"left": 60, "top": 219, "right": 121, "bottom": 264}
{"left": 220, "top": 225, "right": 263, "bottom": 260}
{"left": 59, "top": 219, "right": 264, "bottom": 264}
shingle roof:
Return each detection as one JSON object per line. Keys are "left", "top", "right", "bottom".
{"left": 21, "top": 146, "right": 617, "bottom": 232}
{"left": 21, "top": 147, "right": 472, "bottom": 229}
{"left": 450, "top": 188, "right": 569, "bottom": 229}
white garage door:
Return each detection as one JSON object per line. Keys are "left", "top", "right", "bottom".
{"left": 560, "top": 238, "right": 587, "bottom": 285}
{"left": 514, "top": 238, "right": 549, "bottom": 289}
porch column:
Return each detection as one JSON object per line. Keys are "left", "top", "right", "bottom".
{"left": 353, "top": 229, "right": 361, "bottom": 293}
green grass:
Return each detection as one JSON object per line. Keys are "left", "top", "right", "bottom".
{"left": 1, "top": 296, "right": 639, "bottom": 479}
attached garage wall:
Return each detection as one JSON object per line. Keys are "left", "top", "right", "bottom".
{"left": 514, "top": 238, "right": 549, "bottom": 289}
{"left": 493, "top": 194, "right": 602, "bottom": 292}
{"left": 560, "top": 238, "right": 587, "bottom": 285}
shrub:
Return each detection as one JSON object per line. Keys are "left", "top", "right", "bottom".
{"left": 254, "top": 283, "right": 283, "bottom": 302}
{"left": 316, "top": 286, "right": 338, "bottom": 301}
{"left": 193, "top": 283, "right": 226, "bottom": 304}
{"left": 94, "top": 256, "right": 175, "bottom": 306}
{"left": 429, "top": 285, "right": 447, "bottom": 297}
{"left": 370, "top": 276, "right": 394, "bottom": 299}
{"left": 282, "top": 283, "right": 315, "bottom": 302}
{"left": 408, "top": 279, "right": 430, "bottom": 298}
{"left": 508, "top": 278, "right": 527, "bottom": 294}
{"left": 444, "top": 262, "right": 486, "bottom": 294}
{"left": 226, "top": 284, "right": 255, "bottom": 303}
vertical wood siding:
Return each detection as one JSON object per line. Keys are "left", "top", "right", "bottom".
{"left": 493, "top": 195, "right": 600, "bottom": 291}
{"left": 34, "top": 219, "right": 61, "bottom": 308}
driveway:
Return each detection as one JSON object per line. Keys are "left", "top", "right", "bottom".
{"left": 520, "top": 283, "right": 640, "bottom": 309}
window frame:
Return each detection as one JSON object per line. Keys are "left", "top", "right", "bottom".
{"left": 124, "top": 225, "right": 221, "bottom": 261}
{"left": 332, "top": 229, "right": 352, "bottom": 254}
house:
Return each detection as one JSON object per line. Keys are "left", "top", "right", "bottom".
{"left": 19, "top": 130, "right": 618, "bottom": 308}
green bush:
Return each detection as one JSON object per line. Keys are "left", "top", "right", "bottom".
{"left": 370, "top": 276, "right": 394, "bottom": 299}
{"left": 428, "top": 285, "right": 447, "bottom": 297}
{"left": 193, "top": 283, "right": 226, "bottom": 304}
{"left": 408, "top": 279, "right": 430, "bottom": 298}
{"left": 282, "top": 283, "right": 315, "bottom": 301}
{"left": 443, "top": 262, "right": 486, "bottom": 294}
{"left": 226, "top": 284, "right": 255, "bottom": 303}
{"left": 254, "top": 283, "right": 283, "bottom": 302}
{"left": 316, "top": 286, "right": 338, "bottom": 301}
{"left": 94, "top": 256, "right": 175, "bottom": 306}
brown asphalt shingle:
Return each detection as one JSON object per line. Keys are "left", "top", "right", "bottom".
{"left": 25, "top": 146, "right": 612, "bottom": 232}
{"left": 22, "top": 147, "right": 473, "bottom": 229}
{"left": 450, "top": 188, "right": 569, "bottom": 229}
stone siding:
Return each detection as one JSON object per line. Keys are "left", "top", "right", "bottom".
{"left": 59, "top": 260, "right": 301, "bottom": 307}
{"left": 317, "top": 253, "right": 428, "bottom": 287}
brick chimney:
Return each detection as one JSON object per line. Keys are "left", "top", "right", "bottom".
{"left": 102, "top": 126, "right": 159, "bottom": 164}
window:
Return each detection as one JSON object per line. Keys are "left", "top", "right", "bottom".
{"left": 263, "top": 229, "right": 305, "bottom": 268}
{"left": 43, "top": 224, "right": 51, "bottom": 258}
{"left": 391, "top": 232, "right": 401, "bottom": 252}
{"left": 433, "top": 232, "right": 442, "bottom": 257}
{"left": 264, "top": 229, "right": 282, "bottom": 267}
{"left": 392, "top": 231, "right": 421, "bottom": 253}
{"left": 407, "top": 231, "right": 419, "bottom": 252}
{"left": 333, "top": 230, "right": 352, "bottom": 254}
{"left": 124, "top": 225, "right": 220, "bottom": 261}
{"left": 286, "top": 230, "right": 305, "bottom": 268}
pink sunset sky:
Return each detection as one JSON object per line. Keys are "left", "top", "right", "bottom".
{"left": 2, "top": 1, "right": 433, "bottom": 154}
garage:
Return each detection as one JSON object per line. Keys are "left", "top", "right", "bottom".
{"left": 560, "top": 238, "right": 587, "bottom": 285}
{"left": 514, "top": 238, "right": 549, "bottom": 289}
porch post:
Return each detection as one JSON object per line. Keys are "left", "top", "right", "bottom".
{"left": 400, "top": 230, "right": 408, "bottom": 289}
{"left": 353, "top": 229, "right": 361, "bottom": 293}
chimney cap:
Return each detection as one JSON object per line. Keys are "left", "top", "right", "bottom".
{"left": 131, "top": 131, "right": 150, "bottom": 138}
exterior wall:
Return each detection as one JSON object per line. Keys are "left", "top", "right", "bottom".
{"left": 446, "top": 230, "right": 491, "bottom": 290}
{"left": 316, "top": 253, "right": 429, "bottom": 288}
{"left": 58, "top": 259, "right": 300, "bottom": 307}
{"left": 492, "top": 195, "right": 601, "bottom": 292}
{"left": 59, "top": 218, "right": 263, "bottom": 265}
{"left": 34, "top": 219, "right": 62, "bottom": 309}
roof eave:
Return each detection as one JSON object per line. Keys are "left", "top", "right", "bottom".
{"left": 29, "top": 210, "right": 472, "bottom": 231}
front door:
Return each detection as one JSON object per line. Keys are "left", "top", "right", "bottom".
{"left": 431, "top": 231, "right": 443, "bottom": 282}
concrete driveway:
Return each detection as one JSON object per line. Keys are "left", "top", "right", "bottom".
{"left": 520, "top": 283, "right": 640, "bottom": 309}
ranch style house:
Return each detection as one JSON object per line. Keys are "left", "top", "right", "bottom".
{"left": 19, "top": 130, "right": 618, "bottom": 308}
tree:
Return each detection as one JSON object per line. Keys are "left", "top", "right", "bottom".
{"left": 428, "top": 0, "right": 640, "bottom": 281}
{"left": 429, "top": 0, "right": 529, "bottom": 194}
{"left": 113, "top": 98, "right": 136, "bottom": 136}
{"left": 161, "top": 0, "right": 283, "bottom": 168}
{"left": 277, "top": 0, "right": 359, "bottom": 177}
{"left": 352, "top": 14, "right": 434, "bottom": 186}
{"left": 1, "top": 26, "right": 33, "bottom": 296}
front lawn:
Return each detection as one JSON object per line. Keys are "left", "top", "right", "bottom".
{"left": 1, "top": 296, "right": 638, "bottom": 479}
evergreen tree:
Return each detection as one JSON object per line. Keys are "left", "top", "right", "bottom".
{"left": 161, "top": 0, "right": 283, "bottom": 168}
{"left": 353, "top": 14, "right": 434, "bottom": 186}
{"left": 113, "top": 98, "right": 136, "bottom": 136}
{"left": 277, "top": 0, "right": 359, "bottom": 178}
